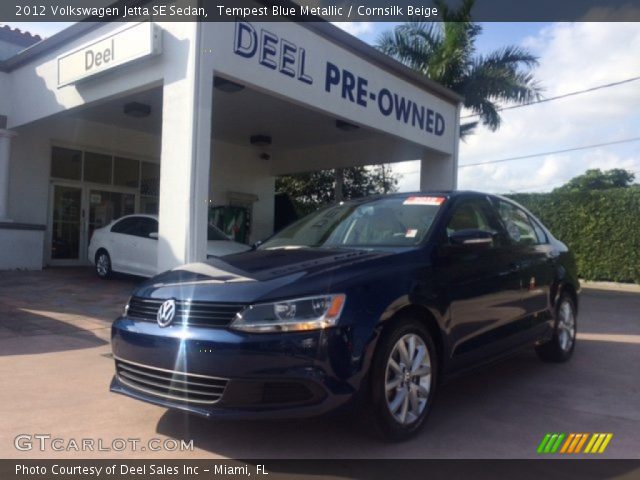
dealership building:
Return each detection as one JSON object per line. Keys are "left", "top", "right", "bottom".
{"left": 0, "top": 18, "right": 461, "bottom": 272}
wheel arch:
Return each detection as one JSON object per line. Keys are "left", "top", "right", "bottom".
{"left": 95, "top": 247, "right": 110, "bottom": 263}
{"left": 379, "top": 304, "right": 447, "bottom": 380}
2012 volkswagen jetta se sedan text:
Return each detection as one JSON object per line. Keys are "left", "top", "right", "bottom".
{"left": 110, "top": 191, "right": 579, "bottom": 440}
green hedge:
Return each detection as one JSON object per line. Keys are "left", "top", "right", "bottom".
{"left": 507, "top": 188, "right": 640, "bottom": 284}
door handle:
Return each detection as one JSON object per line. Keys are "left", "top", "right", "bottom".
{"left": 509, "top": 263, "right": 521, "bottom": 273}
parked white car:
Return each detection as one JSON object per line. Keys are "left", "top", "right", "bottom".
{"left": 88, "top": 214, "right": 250, "bottom": 278}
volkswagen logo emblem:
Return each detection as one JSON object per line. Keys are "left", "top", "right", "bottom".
{"left": 157, "top": 299, "right": 176, "bottom": 328}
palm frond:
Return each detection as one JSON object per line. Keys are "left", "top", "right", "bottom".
{"left": 374, "top": 0, "right": 543, "bottom": 136}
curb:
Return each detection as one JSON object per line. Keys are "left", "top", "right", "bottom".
{"left": 580, "top": 280, "right": 640, "bottom": 294}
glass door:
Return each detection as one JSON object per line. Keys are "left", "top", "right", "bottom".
{"left": 50, "top": 185, "right": 83, "bottom": 262}
{"left": 87, "top": 189, "right": 135, "bottom": 244}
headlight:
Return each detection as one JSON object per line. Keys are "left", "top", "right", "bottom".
{"left": 230, "top": 294, "right": 346, "bottom": 333}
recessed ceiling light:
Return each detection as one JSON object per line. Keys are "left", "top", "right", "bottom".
{"left": 123, "top": 102, "right": 151, "bottom": 118}
{"left": 336, "top": 119, "right": 360, "bottom": 131}
{"left": 250, "top": 135, "right": 272, "bottom": 146}
{"left": 214, "top": 77, "right": 245, "bottom": 93}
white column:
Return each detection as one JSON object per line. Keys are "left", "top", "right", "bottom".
{"left": 419, "top": 154, "right": 456, "bottom": 191}
{"left": 156, "top": 23, "right": 213, "bottom": 272}
{"left": 420, "top": 103, "right": 460, "bottom": 191}
{"left": 0, "top": 129, "right": 17, "bottom": 221}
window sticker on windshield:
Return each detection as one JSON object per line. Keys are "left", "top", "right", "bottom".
{"left": 403, "top": 196, "right": 445, "bottom": 206}
{"left": 405, "top": 228, "right": 418, "bottom": 238}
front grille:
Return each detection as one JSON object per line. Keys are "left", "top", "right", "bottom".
{"left": 115, "top": 358, "right": 228, "bottom": 404}
{"left": 127, "top": 296, "right": 245, "bottom": 327}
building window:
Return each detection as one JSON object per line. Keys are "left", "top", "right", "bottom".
{"left": 50, "top": 147, "right": 160, "bottom": 215}
{"left": 140, "top": 161, "right": 160, "bottom": 196}
{"left": 83, "top": 151, "right": 112, "bottom": 184}
{"left": 113, "top": 156, "right": 140, "bottom": 188}
{"left": 51, "top": 147, "right": 82, "bottom": 180}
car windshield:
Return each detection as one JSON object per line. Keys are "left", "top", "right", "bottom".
{"left": 260, "top": 195, "right": 446, "bottom": 249}
{"left": 207, "top": 224, "right": 229, "bottom": 241}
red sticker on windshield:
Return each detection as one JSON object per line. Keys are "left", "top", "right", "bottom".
{"left": 403, "top": 196, "right": 446, "bottom": 206}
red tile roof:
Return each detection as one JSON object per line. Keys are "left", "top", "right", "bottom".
{"left": 0, "top": 25, "right": 42, "bottom": 48}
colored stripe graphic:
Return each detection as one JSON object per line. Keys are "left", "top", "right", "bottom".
{"left": 537, "top": 434, "right": 552, "bottom": 453}
{"left": 538, "top": 433, "right": 613, "bottom": 454}
{"left": 560, "top": 433, "right": 575, "bottom": 453}
{"left": 550, "top": 433, "right": 565, "bottom": 453}
{"left": 585, "top": 433, "right": 614, "bottom": 454}
{"left": 573, "top": 433, "right": 589, "bottom": 453}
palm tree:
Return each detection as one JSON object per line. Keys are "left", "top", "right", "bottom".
{"left": 377, "top": 0, "right": 541, "bottom": 136}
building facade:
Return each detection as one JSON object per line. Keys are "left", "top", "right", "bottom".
{"left": 0, "top": 19, "right": 461, "bottom": 272}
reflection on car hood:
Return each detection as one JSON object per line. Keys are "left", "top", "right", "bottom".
{"left": 134, "top": 247, "right": 392, "bottom": 303}
{"left": 206, "top": 240, "right": 251, "bottom": 257}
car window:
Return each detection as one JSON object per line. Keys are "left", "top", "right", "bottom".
{"left": 260, "top": 196, "right": 445, "bottom": 249}
{"left": 111, "top": 217, "right": 157, "bottom": 238}
{"left": 494, "top": 200, "right": 539, "bottom": 246}
{"left": 446, "top": 197, "right": 505, "bottom": 246}
{"left": 111, "top": 217, "right": 139, "bottom": 235}
{"left": 530, "top": 217, "right": 548, "bottom": 244}
{"left": 136, "top": 218, "right": 158, "bottom": 238}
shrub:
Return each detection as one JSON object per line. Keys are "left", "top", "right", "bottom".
{"left": 507, "top": 188, "right": 640, "bottom": 284}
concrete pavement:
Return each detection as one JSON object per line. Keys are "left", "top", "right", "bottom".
{"left": 0, "top": 268, "right": 638, "bottom": 459}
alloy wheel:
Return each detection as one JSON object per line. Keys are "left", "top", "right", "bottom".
{"left": 97, "top": 253, "right": 110, "bottom": 277}
{"left": 557, "top": 300, "right": 576, "bottom": 352}
{"left": 384, "top": 333, "right": 432, "bottom": 425}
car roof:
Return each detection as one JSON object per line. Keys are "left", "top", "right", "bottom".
{"left": 112, "top": 214, "right": 158, "bottom": 223}
{"left": 337, "top": 190, "right": 494, "bottom": 205}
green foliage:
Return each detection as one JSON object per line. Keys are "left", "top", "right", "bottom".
{"left": 508, "top": 188, "right": 640, "bottom": 284}
{"left": 553, "top": 168, "right": 636, "bottom": 193}
{"left": 276, "top": 166, "right": 398, "bottom": 216}
{"left": 376, "top": 0, "right": 541, "bottom": 136}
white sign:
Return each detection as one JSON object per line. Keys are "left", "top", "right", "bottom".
{"left": 58, "top": 22, "right": 161, "bottom": 88}
{"left": 209, "top": 21, "right": 457, "bottom": 153}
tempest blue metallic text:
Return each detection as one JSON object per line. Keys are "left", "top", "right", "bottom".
{"left": 111, "top": 191, "right": 579, "bottom": 440}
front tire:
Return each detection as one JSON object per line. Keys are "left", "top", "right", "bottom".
{"left": 535, "top": 293, "right": 577, "bottom": 362}
{"left": 364, "top": 317, "right": 438, "bottom": 441}
{"left": 95, "top": 250, "right": 112, "bottom": 279}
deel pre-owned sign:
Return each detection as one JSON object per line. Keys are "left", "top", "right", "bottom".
{"left": 216, "top": 20, "right": 455, "bottom": 152}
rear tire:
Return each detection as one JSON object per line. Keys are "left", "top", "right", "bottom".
{"left": 95, "top": 250, "right": 112, "bottom": 279}
{"left": 362, "top": 316, "right": 438, "bottom": 441}
{"left": 535, "top": 293, "right": 576, "bottom": 362}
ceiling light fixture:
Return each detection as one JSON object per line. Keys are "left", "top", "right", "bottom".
{"left": 250, "top": 135, "right": 272, "bottom": 147}
{"left": 214, "top": 77, "right": 245, "bottom": 93}
{"left": 336, "top": 119, "right": 360, "bottom": 131}
{"left": 123, "top": 102, "right": 151, "bottom": 118}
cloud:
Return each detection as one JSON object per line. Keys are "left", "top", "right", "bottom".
{"left": 331, "top": 22, "right": 374, "bottom": 37}
{"left": 393, "top": 22, "right": 640, "bottom": 193}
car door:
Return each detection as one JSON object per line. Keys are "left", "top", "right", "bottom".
{"left": 128, "top": 217, "right": 159, "bottom": 277}
{"left": 433, "top": 195, "right": 524, "bottom": 370}
{"left": 108, "top": 217, "right": 139, "bottom": 274}
{"left": 492, "top": 199, "right": 554, "bottom": 333}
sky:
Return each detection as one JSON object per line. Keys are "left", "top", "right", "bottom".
{"left": 4, "top": 21, "right": 640, "bottom": 194}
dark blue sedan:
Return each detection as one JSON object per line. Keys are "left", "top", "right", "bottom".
{"left": 110, "top": 191, "right": 579, "bottom": 440}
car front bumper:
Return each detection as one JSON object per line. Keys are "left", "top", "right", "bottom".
{"left": 110, "top": 316, "right": 369, "bottom": 419}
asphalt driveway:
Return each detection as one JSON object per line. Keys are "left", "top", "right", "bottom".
{"left": 0, "top": 268, "right": 638, "bottom": 459}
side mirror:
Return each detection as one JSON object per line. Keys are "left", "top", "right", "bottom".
{"left": 251, "top": 240, "right": 263, "bottom": 250}
{"left": 449, "top": 229, "right": 494, "bottom": 247}
{"left": 148, "top": 232, "right": 159, "bottom": 239}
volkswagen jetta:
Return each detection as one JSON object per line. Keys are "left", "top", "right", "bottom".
{"left": 110, "top": 191, "right": 579, "bottom": 440}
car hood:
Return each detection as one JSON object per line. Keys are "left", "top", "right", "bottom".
{"left": 206, "top": 240, "right": 251, "bottom": 257}
{"left": 134, "top": 247, "right": 394, "bottom": 303}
